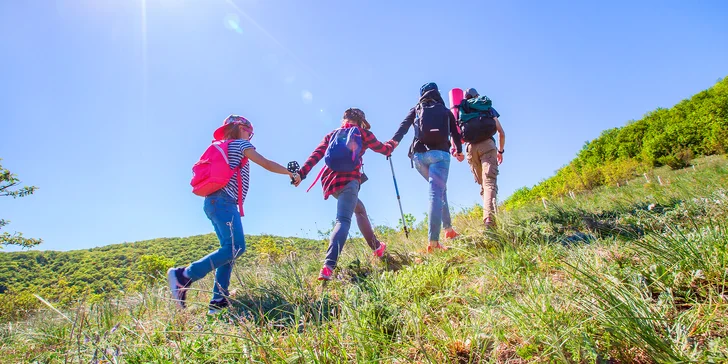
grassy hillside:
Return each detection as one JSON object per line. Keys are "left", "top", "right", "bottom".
{"left": 0, "top": 234, "right": 320, "bottom": 320}
{"left": 505, "top": 76, "right": 728, "bottom": 209}
{"left": 1, "top": 155, "right": 727, "bottom": 362}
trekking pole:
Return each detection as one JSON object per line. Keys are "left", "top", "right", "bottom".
{"left": 388, "top": 156, "right": 409, "bottom": 238}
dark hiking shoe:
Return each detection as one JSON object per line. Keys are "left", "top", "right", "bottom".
{"left": 167, "top": 267, "right": 191, "bottom": 308}
{"left": 208, "top": 298, "right": 230, "bottom": 315}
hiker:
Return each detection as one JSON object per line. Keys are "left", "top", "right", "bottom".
{"left": 390, "top": 82, "right": 463, "bottom": 252}
{"left": 297, "top": 108, "right": 396, "bottom": 281}
{"left": 458, "top": 88, "right": 505, "bottom": 229}
{"left": 169, "top": 115, "right": 301, "bottom": 315}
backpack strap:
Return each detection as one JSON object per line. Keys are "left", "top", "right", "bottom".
{"left": 306, "top": 166, "right": 326, "bottom": 193}
{"left": 237, "top": 157, "right": 249, "bottom": 217}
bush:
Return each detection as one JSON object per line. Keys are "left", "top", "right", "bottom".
{"left": 504, "top": 76, "right": 728, "bottom": 207}
{"left": 0, "top": 290, "right": 40, "bottom": 322}
{"left": 137, "top": 254, "right": 174, "bottom": 284}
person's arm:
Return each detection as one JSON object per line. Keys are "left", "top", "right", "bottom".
{"left": 361, "top": 129, "right": 394, "bottom": 156}
{"left": 298, "top": 134, "right": 330, "bottom": 180}
{"left": 495, "top": 117, "right": 505, "bottom": 165}
{"left": 448, "top": 111, "right": 464, "bottom": 161}
{"left": 244, "top": 148, "right": 301, "bottom": 184}
{"left": 391, "top": 107, "right": 416, "bottom": 144}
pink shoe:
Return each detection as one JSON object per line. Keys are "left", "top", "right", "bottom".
{"left": 444, "top": 229, "right": 460, "bottom": 240}
{"left": 318, "top": 266, "right": 333, "bottom": 281}
{"left": 373, "top": 242, "right": 387, "bottom": 258}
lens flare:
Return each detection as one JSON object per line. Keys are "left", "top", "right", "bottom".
{"left": 223, "top": 13, "right": 243, "bottom": 33}
{"left": 301, "top": 90, "right": 313, "bottom": 104}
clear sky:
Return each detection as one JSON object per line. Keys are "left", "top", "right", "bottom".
{"left": 2, "top": 0, "right": 727, "bottom": 252}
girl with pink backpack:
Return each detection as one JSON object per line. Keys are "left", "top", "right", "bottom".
{"left": 169, "top": 115, "right": 301, "bottom": 315}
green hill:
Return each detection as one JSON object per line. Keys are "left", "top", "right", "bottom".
{"left": 504, "top": 77, "right": 728, "bottom": 209}
{"left": 0, "top": 234, "right": 320, "bottom": 319}
{"left": 2, "top": 155, "right": 728, "bottom": 362}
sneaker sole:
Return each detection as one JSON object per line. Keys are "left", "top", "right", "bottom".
{"left": 167, "top": 269, "right": 184, "bottom": 308}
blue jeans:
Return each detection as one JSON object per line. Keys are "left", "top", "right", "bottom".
{"left": 325, "top": 180, "right": 360, "bottom": 269}
{"left": 186, "top": 190, "right": 245, "bottom": 301}
{"left": 413, "top": 150, "right": 452, "bottom": 241}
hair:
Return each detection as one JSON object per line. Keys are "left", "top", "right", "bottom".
{"left": 341, "top": 118, "right": 370, "bottom": 130}
{"left": 223, "top": 123, "right": 245, "bottom": 139}
{"left": 341, "top": 108, "right": 371, "bottom": 130}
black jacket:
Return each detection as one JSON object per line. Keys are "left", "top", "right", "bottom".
{"left": 391, "top": 89, "right": 463, "bottom": 155}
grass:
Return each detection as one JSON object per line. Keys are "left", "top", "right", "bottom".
{"left": 2, "top": 155, "right": 728, "bottom": 363}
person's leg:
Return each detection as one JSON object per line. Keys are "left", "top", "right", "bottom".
{"left": 186, "top": 194, "right": 245, "bottom": 295}
{"left": 413, "top": 153, "right": 430, "bottom": 182}
{"left": 354, "top": 199, "right": 381, "bottom": 251}
{"left": 427, "top": 151, "right": 451, "bottom": 244}
{"left": 442, "top": 187, "right": 452, "bottom": 230}
{"left": 211, "top": 226, "right": 244, "bottom": 302}
{"left": 324, "top": 181, "right": 360, "bottom": 270}
{"left": 466, "top": 142, "right": 485, "bottom": 205}
{"left": 478, "top": 140, "right": 499, "bottom": 227}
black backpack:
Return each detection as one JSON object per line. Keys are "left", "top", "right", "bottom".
{"left": 414, "top": 99, "right": 450, "bottom": 147}
{"left": 458, "top": 98, "right": 497, "bottom": 144}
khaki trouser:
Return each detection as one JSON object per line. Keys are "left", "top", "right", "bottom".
{"left": 466, "top": 138, "right": 498, "bottom": 223}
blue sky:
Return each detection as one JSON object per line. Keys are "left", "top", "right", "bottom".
{"left": 1, "top": 0, "right": 727, "bottom": 252}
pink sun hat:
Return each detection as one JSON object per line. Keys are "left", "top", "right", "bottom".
{"left": 212, "top": 114, "right": 254, "bottom": 141}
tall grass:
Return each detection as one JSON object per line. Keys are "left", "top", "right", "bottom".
{"left": 1, "top": 155, "right": 728, "bottom": 363}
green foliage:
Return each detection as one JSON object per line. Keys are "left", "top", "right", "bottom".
{"left": 137, "top": 254, "right": 174, "bottom": 284}
{"left": 658, "top": 148, "right": 694, "bottom": 170}
{"left": 0, "top": 158, "right": 41, "bottom": 248}
{"left": 505, "top": 76, "right": 728, "bottom": 208}
{"left": 1, "top": 156, "right": 728, "bottom": 362}
{"left": 398, "top": 212, "right": 416, "bottom": 231}
{"left": 0, "top": 233, "right": 319, "bottom": 321}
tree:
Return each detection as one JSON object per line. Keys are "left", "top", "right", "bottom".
{"left": 1, "top": 158, "right": 41, "bottom": 248}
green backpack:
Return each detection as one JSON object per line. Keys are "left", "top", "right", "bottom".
{"left": 458, "top": 96, "right": 493, "bottom": 122}
{"left": 458, "top": 96, "right": 497, "bottom": 143}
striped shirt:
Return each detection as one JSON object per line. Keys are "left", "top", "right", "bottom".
{"left": 300, "top": 125, "right": 394, "bottom": 199}
{"left": 222, "top": 140, "right": 255, "bottom": 206}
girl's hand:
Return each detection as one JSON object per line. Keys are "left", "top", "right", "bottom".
{"left": 290, "top": 173, "right": 302, "bottom": 187}
{"left": 455, "top": 153, "right": 465, "bottom": 162}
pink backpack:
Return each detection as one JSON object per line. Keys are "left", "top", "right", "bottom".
{"left": 191, "top": 140, "right": 249, "bottom": 216}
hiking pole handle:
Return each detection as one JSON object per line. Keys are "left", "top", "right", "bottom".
{"left": 287, "top": 161, "right": 301, "bottom": 185}
{"left": 388, "top": 157, "right": 410, "bottom": 238}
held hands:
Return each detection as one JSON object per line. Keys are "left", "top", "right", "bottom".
{"left": 287, "top": 161, "right": 302, "bottom": 187}
{"left": 289, "top": 172, "right": 302, "bottom": 187}
{"left": 385, "top": 140, "right": 399, "bottom": 157}
{"left": 451, "top": 148, "right": 465, "bottom": 162}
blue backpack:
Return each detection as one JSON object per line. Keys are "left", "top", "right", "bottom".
{"left": 324, "top": 126, "right": 363, "bottom": 172}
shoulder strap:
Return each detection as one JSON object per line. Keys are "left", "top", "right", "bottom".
{"left": 237, "top": 157, "right": 248, "bottom": 217}
{"left": 306, "top": 167, "right": 326, "bottom": 193}
{"left": 212, "top": 141, "right": 231, "bottom": 165}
